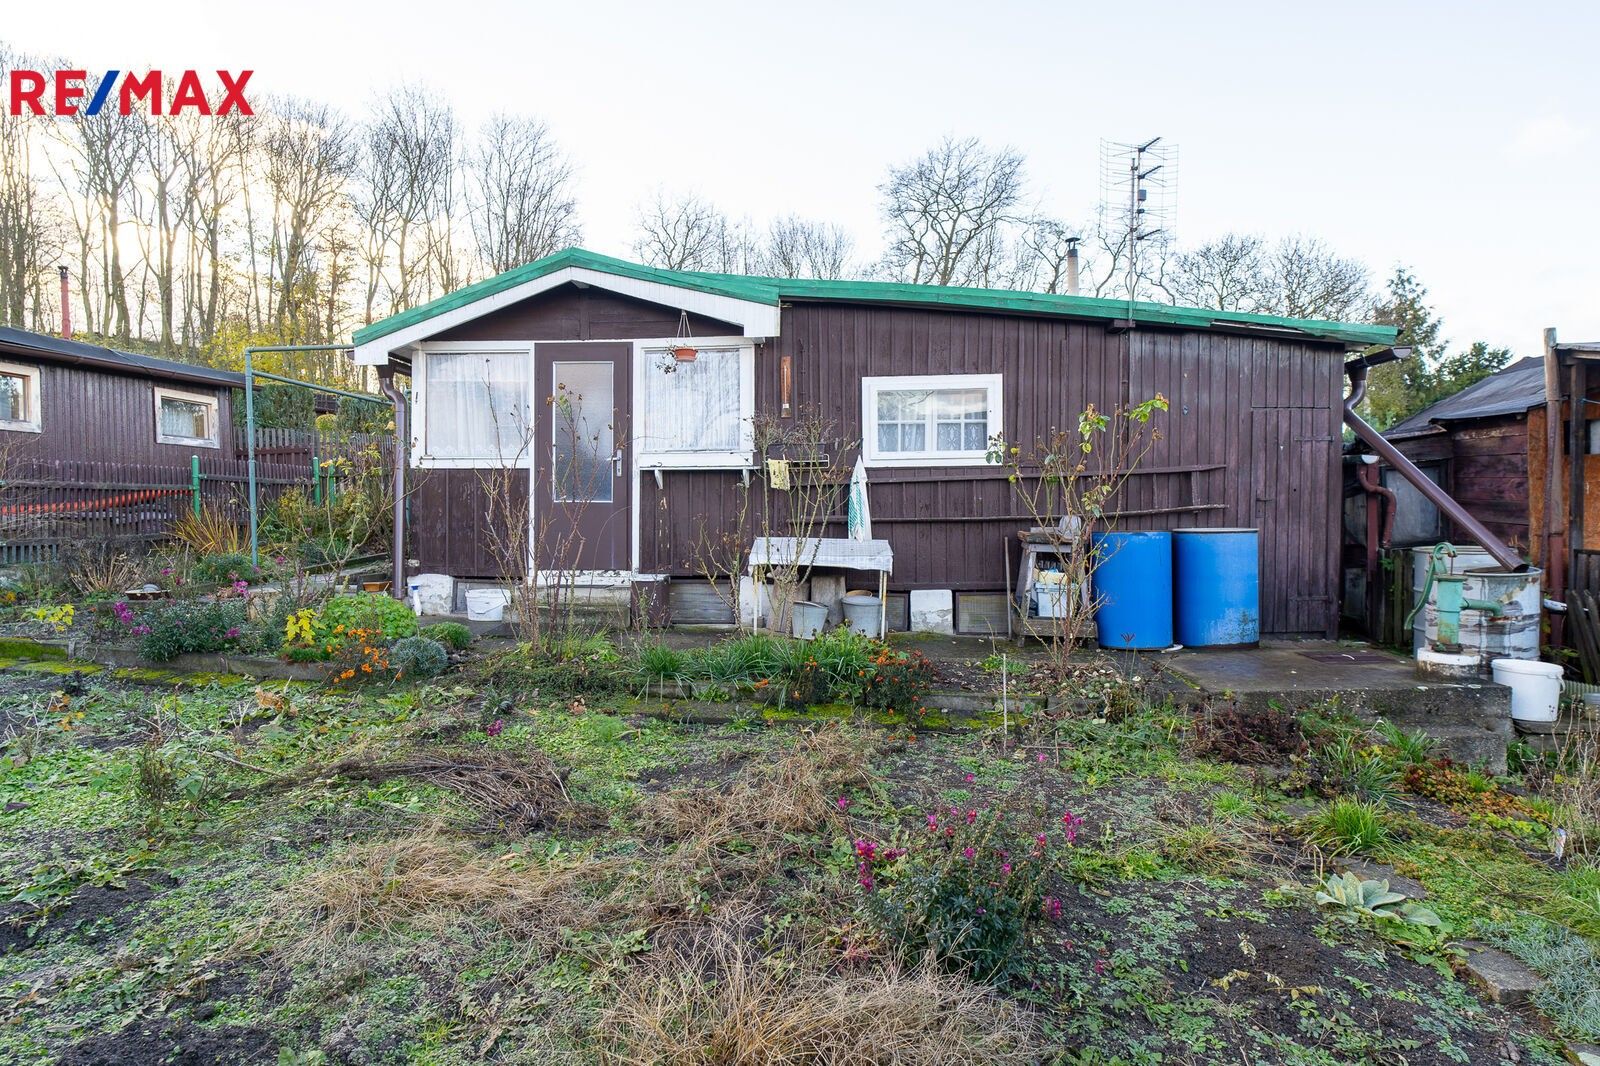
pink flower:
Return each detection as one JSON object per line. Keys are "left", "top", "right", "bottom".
{"left": 1037, "top": 752, "right": 1048, "bottom": 763}
{"left": 962, "top": 772, "right": 975, "bottom": 784}
{"left": 161, "top": 567, "right": 172, "bottom": 576}
{"left": 486, "top": 719, "right": 504, "bottom": 737}
{"left": 1043, "top": 895, "right": 1063, "bottom": 921}
{"left": 965, "top": 809, "right": 977, "bottom": 825}
{"left": 1092, "top": 959, "right": 1108, "bottom": 976}
{"left": 854, "top": 839, "right": 878, "bottom": 861}
{"left": 224, "top": 627, "right": 239, "bottom": 639}
{"left": 1000, "top": 862, "right": 1013, "bottom": 875}
{"left": 961, "top": 847, "right": 975, "bottom": 861}
{"left": 926, "top": 813, "right": 939, "bottom": 831}
{"left": 836, "top": 796, "right": 851, "bottom": 812}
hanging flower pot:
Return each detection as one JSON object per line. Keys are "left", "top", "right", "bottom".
{"left": 671, "top": 345, "right": 698, "bottom": 362}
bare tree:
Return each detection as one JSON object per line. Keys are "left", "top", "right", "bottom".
{"left": 632, "top": 190, "right": 730, "bottom": 271}
{"left": 758, "top": 215, "right": 856, "bottom": 279}
{"left": 0, "top": 44, "right": 61, "bottom": 330}
{"left": 259, "top": 96, "right": 355, "bottom": 341}
{"left": 353, "top": 85, "right": 458, "bottom": 321}
{"left": 465, "top": 114, "right": 580, "bottom": 274}
{"left": 1159, "top": 233, "right": 1271, "bottom": 312}
{"left": 1267, "top": 235, "right": 1371, "bottom": 320}
{"left": 879, "top": 136, "right": 1025, "bottom": 286}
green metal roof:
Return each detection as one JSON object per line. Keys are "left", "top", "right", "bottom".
{"left": 353, "top": 246, "right": 1397, "bottom": 348}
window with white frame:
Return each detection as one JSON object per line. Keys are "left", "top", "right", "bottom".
{"left": 154, "top": 386, "right": 219, "bottom": 448}
{"left": 637, "top": 343, "right": 754, "bottom": 467}
{"left": 421, "top": 351, "right": 531, "bottom": 462}
{"left": 0, "top": 360, "right": 40, "bottom": 433}
{"left": 862, "top": 374, "right": 1002, "bottom": 465}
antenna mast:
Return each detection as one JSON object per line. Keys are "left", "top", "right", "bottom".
{"left": 1099, "top": 137, "right": 1178, "bottom": 304}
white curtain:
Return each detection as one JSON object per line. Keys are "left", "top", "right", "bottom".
{"left": 642, "top": 348, "right": 741, "bottom": 453}
{"left": 159, "top": 396, "right": 211, "bottom": 441}
{"left": 425, "top": 352, "right": 530, "bottom": 460}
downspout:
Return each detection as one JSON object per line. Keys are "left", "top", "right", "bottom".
{"left": 1356, "top": 456, "right": 1397, "bottom": 549}
{"left": 377, "top": 365, "right": 407, "bottom": 600}
{"left": 1542, "top": 327, "right": 1567, "bottom": 611}
{"left": 1343, "top": 358, "right": 1527, "bottom": 572}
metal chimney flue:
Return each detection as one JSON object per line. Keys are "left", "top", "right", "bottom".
{"left": 1065, "top": 238, "right": 1081, "bottom": 296}
{"left": 58, "top": 266, "right": 71, "bottom": 340}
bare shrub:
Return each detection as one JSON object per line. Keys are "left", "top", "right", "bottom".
{"left": 986, "top": 395, "right": 1168, "bottom": 682}
{"left": 58, "top": 540, "right": 141, "bottom": 596}
{"left": 599, "top": 921, "right": 1039, "bottom": 1065}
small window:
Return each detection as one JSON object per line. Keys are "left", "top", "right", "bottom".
{"left": 862, "top": 374, "right": 1002, "bottom": 466}
{"left": 0, "top": 360, "right": 41, "bottom": 433}
{"left": 154, "top": 386, "right": 219, "bottom": 448}
{"left": 638, "top": 343, "right": 754, "bottom": 468}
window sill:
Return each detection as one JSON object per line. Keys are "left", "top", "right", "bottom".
{"left": 412, "top": 455, "right": 532, "bottom": 470}
{"left": 0, "top": 421, "right": 41, "bottom": 434}
{"left": 638, "top": 453, "right": 753, "bottom": 471}
{"left": 862, "top": 453, "right": 992, "bottom": 468}
{"left": 158, "top": 436, "right": 219, "bottom": 449}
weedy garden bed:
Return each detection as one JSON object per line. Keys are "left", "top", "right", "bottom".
{"left": 0, "top": 637, "right": 1595, "bottom": 1065}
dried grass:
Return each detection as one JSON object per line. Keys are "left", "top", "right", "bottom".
{"left": 247, "top": 748, "right": 583, "bottom": 833}
{"left": 599, "top": 922, "right": 1038, "bottom": 1065}
{"left": 272, "top": 824, "right": 614, "bottom": 961}
{"left": 170, "top": 503, "right": 244, "bottom": 555}
{"left": 653, "top": 725, "right": 873, "bottom": 845}
{"left": 645, "top": 726, "right": 874, "bottom": 898}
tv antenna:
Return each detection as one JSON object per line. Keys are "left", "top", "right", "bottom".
{"left": 1099, "top": 137, "right": 1178, "bottom": 302}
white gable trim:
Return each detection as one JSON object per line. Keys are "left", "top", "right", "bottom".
{"left": 354, "top": 266, "right": 782, "bottom": 365}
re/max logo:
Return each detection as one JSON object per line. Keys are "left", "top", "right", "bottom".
{"left": 8, "top": 70, "right": 254, "bottom": 117}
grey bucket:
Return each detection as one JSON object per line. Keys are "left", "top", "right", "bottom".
{"left": 791, "top": 601, "right": 828, "bottom": 640}
{"left": 842, "top": 594, "right": 882, "bottom": 638}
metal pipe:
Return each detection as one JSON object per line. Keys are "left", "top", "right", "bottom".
{"left": 377, "top": 365, "right": 407, "bottom": 601}
{"left": 1344, "top": 360, "right": 1526, "bottom": 572}
{"left": 1544, "top": 327, "right": 1567, "bottom": 607}
{"left": 1355, "top": 457, "right": 1397, "bottom": 548}
{"left": 241, "top": 343, "right": 373, "bottom": 568}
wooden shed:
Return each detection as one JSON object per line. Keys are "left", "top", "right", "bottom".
{"left": 0, "top": 327, "right": 243, "bottom": 464}
{"left": 352, "top": 248, "right": 1396, "bottom": 637}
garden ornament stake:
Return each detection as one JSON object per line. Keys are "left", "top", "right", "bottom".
{"left": 1405, "top": 541, "right": 1505, "bottom": 654}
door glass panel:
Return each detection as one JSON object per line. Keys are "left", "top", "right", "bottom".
{"left": 551, "top": 361, "right": 614, "bottom": 503}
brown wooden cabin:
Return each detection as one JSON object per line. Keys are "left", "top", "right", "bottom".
{"left": 1375, "top": 357, "right": 1544, "bottom": 557}
{"left": 0, "top": 326, "right": 243, "bottom": 464}
{"left": 352, "top": 248, "right": 1396, "bottom": 637}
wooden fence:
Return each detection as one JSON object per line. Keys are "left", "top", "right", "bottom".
{"left": 0, "top": 428, "right": 392, "bottom": 565}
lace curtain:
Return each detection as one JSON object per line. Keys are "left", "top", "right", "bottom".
{"left": 425, "top": 353, "right": 530, "bottom": 459}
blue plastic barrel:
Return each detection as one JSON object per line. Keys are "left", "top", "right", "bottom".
{"left": 1089, "top": 531, "right": 1174, "bottom": 650}
{"left": 1173, "top": 528, "right": 1260, "bottom": 647}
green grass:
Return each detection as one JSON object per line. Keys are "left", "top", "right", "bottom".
{"left": 1306, "top": 798, "right": 1390, "bottom": 855}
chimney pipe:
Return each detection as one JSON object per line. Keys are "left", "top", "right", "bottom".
{"left": 1065, "top": 238, "right": 1081, "bottom": 296}
{"left": 58, "top": 266, "right": 71, "bottom": 340}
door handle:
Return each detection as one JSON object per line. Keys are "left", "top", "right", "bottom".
{"left": 612, "top": 449, "right": 624, "bottom": 477}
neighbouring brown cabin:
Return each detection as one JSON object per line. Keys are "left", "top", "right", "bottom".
{"left": 352, "top": 248, "right": 1397, "bottom": 637}
{"left": 1371, "top": 339, "right": 1600, "bottom": 606}
{"left": 0, "top": 326, "right": 243, "bottom": 465}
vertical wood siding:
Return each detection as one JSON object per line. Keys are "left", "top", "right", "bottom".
{"left": 638, "top": 303, "right": 1348, "bottom": 636}
{"left": 0, "top": 360, "right": 236, "bottom": 464}
{"left": 406, "top": 285, "right": 1351, "bottom": 636}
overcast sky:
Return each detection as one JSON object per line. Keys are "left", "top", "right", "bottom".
{"left": 7, "top": 0, "right": 1596, "bottom": 354}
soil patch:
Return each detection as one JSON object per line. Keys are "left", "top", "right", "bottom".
{"left": 59, "top": 1017, "right": 274, "bottom": 1065}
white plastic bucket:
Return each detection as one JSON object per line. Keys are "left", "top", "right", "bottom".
{"left": 1490, "top": 657, "right": 1563, "bottom": 723}
{"left": 465, "top": 588, "right": 511, "bottom": 622}
{"left": 791, "top": 601, "right": 827, "bottom": 640}
{"left": 842, "top": 594, "right": 882, "bottom": 638}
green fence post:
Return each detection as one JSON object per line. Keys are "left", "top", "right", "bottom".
{"left": 312, "top": 453, "right": 321, "bottom": 506}
{"left": 190, "top": 455, "right": 201, "bottom": 518}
